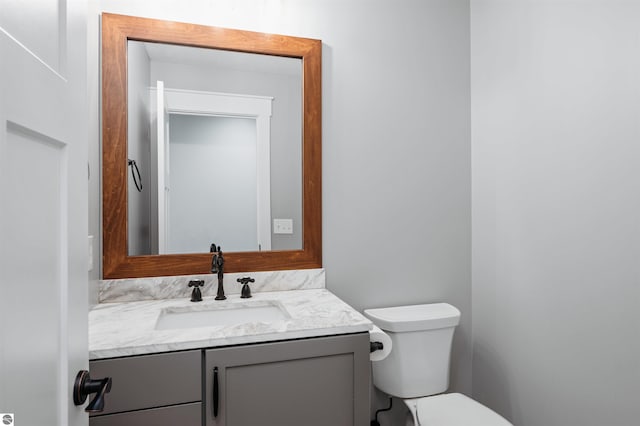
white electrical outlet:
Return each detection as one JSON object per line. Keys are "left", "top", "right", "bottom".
{"left": 273, "top": 219, "right": 293, "bottom": 234}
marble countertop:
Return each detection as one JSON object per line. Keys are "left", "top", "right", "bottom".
{"left": 89, "top": 289, "right": 372, "bottom": 359}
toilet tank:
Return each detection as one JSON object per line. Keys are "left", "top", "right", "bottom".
{"left": 364, "top": 303, "right": 461, "bottom": 399}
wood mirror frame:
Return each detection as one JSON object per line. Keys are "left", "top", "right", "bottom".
{"left": 102, "top": 13, "right": 321, "bottom": 279}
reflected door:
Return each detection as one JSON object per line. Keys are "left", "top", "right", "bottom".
{"left": 168, "top": 113, "right": 260, "bottom": 253}
{"left": 146, "top": 86, "right": 273, "bottom": 254}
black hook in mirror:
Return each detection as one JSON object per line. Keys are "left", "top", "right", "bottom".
{"left": 127, "top": 159, "right": 142, "bottom": 192}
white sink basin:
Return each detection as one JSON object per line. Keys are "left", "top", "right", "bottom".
{"left": 155, "top": 301, "right": 289, "bottom": 330}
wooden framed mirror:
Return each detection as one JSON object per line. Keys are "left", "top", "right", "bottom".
{"left": 102, "top": 13, "right": 321, "bottom": 279}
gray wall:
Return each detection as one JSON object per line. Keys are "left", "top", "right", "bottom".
{"left": 127, "top": 41, "right": 151, "bottom": 255}
{"left": 97, "top": 0, "right": 472, "bottom": 403}
{"left": 319, "top": 0, "right": 472, "bottom": 398}
{"left": 471, "top": 1, "right": 640, "bottom": 425}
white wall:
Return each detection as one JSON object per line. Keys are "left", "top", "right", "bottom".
{"left": 97, "top": 0, "right": 472, "bottom": 404}
{"left": 471, "top": 1, "right": 640, "bottom": 424}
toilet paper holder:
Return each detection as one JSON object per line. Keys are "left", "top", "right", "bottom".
{"left": 368, "top": 324, "right": 392, "bottom": 361}
{"left": 370, "top": 341, "right": 384, "bottom": 353}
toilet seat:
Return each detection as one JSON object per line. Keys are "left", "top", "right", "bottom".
{"left": 412, "top": 393, "right": 512, "bottom": 426}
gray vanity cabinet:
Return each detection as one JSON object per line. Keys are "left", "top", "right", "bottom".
{"left": 204, "top": 333, "right": 370, "bottom": 426}
{"left": 88, "top": 350, "right": 202, "bottom": 426}
{"left": 88, "top": 333, "right": 369, "bottom": 426}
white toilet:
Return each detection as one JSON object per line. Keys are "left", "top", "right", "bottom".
{"left": 364, "top": 303, "right": 513, "bottom": 426}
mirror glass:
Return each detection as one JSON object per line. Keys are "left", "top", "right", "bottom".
{"left": 127, "top": 41, "right": 303, "bottom": 255}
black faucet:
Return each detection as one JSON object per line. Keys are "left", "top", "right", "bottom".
{"left": 210, "top": 243, "right": 226, "bottom": 300}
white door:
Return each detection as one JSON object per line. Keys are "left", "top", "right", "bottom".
{"left": 0, "top": 1, "right": 89, "bottom": 426}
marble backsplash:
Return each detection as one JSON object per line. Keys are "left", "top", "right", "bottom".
{"left": 98, "top": 268, "right": 325, "bottom": 303}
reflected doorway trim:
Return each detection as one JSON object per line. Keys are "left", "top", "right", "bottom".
{"left": 150, "top": 84, "right": 273, "bottom": 254}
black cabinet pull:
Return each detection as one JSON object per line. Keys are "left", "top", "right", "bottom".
{"left": 213, "top": 367, "right": 219, "bottom": 418}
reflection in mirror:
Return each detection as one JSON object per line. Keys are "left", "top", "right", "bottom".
{"left": 127, "top": 41, "right": 303, "bottom": 256}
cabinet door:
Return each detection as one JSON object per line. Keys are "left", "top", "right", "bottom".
{"left": 205, "top": 333, "right": 369, "bottom": 426}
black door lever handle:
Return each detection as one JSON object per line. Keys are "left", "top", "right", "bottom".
{"left": 73, "top": 370, "right": 112, "bottom": 413}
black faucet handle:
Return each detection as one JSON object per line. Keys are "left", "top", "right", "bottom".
{"left": 237, "top": 277, "right": 254, "bottom": 298}
{"left": 188, "top": 279, "right": 204, "bottom": 288}
{"left": 189, "top": 280, "right": 204, "bottom": 302}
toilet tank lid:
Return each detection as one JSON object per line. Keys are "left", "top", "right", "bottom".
{"left": 364, "top": 303, "right": 461, "bottom": 332}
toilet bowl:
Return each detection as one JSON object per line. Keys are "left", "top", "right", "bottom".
{"left": 403, "top": 393, "right": 512, "bottom": 426}
{"left": 365, "top": 303, "right": 512, "bottom": 426}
